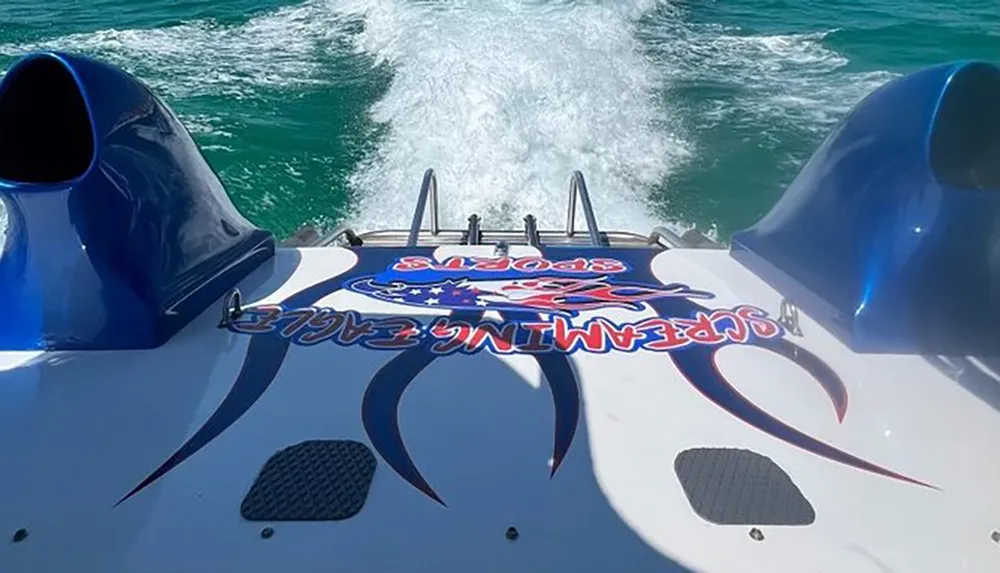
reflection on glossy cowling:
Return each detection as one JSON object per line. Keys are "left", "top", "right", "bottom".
{"left": 731, "top": 60, "right": 1000, "bottom": 355}
{"left": 0, "top": 51, "right": 274, "bottom": 350}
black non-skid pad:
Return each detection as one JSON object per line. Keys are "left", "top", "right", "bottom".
{"left": 674, "top": 447, "right": 815, "bottom": 526}
{"left": 241, "top": 440, "right": 377, "bottom": 521}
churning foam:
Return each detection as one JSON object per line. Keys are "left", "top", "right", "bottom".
{"left": 1, "top": 0, "right": 691, "bottom": 234}
{"left": 0, "top": 0, "right": 894, "bottom": 240}
{"left": 639, "top": 10, "right": 896, "bottom": 136}
{"left": 336, "top": 0, "right": 690, "bottom": 232}
{"left": 0, "top": 1, "right": 354, "bottom": 99}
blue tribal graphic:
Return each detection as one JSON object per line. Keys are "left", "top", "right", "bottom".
{"left": 116, "top": 250, "right": 935, "bottom": 508}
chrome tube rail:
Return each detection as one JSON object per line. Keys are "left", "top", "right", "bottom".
{"left": 565, "top": 171, "right": 605, "bottom": 246}
{"left": 289, "top": 169, "right": 722, "bottom": 250}
{"left": 307, "top": 226, "right": 709, "bottom": 249}
{"left": 407, "top": 168, "right": 440, "bottom": 247}
{"left": 647, "top": 226, "right": 686, "bottom": 249}
{"left": 314, "top": 225, "right": 362, "bottom": 247}
{"left": 356, "top": 228, "right": 653, "bottom": 247}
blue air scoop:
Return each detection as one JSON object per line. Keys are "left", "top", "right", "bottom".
{"left": 0, "top": 52, "right": 274, "bottom": 350}
{"left": 732, "top": 61, "right": 1000, "bottom": 354}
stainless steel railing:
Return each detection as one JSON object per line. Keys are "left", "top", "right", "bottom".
{"left": 289, "top": 169, "right": 717, "bottom": 250}
{"left": 406, "top": 169, "right": 440, "bottom": 247}
{"left": 565, "top": 170, "right": 604, "bottom": 246}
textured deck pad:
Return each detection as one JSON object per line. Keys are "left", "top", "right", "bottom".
{"left": 674, "top": 448, "right": 815, "bottom": 526}
{"left": 241, "top": 440, "right": 377, "bottom": 521}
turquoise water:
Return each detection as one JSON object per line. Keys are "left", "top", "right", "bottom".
{"left": 1, "top": 0, "right": 998, "bottom": 240}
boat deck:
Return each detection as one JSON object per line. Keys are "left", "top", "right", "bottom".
{"left": 2, "top": 242, "right": 999, "bottom": 573}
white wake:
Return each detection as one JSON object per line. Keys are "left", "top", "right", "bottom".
{"left": 335, "top": 0, "right": 690, "bottom": 232}
{"left": 0, "top": 0, "right": 896, "bottom": 240}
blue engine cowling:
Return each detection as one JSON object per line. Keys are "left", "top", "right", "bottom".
{"left": 0, "top": 52, "right": 274, "bottom": 350}
{"left": 732, "top": 60, "right": 1000, "bottom": 355}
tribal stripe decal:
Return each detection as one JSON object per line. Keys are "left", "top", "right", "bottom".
{"left": 117, "top": 248, "right": 934, "bottom": 507}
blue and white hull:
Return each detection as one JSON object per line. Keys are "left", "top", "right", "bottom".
{"left": 1, "top": 52, "right": 999, "bottom": 573}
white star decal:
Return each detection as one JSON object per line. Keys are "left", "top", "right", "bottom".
{"left": 425, "top": 298, "right": 440, "bottom": 306}
{"left": 429, "top": 287, "right": 444, "bottom": 295}
{"left": 475, "top": 299, "right": 488, "bottom": 306}
{"left": 409, "top": 289, "right": 422, "bottom": 295}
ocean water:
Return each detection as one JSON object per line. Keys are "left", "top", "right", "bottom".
{"left": 0, "top": 0, "right": 997, "bottom": 241}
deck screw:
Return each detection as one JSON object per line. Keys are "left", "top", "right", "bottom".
{"left": 260, "top": 527, "right": 274, "bottom": 539}
{"left": 11, "top": 528, "right": 27, "bottom": 543}
{"left": 505, "top": 526, "right": 519, "bottom": 541}
{"left": 748, "top": 527, "right": 764, "bottom": 542}
{"left": 991, "top": 530, "right": 1000, "bottom": 544}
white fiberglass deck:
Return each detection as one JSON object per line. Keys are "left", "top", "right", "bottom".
{"left": 1, "top": 245, "right": 998, "bottom": 573}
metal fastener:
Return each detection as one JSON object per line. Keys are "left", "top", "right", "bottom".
{"left": 12, "top": 528, "right": 27, "bottom": 543}
{"left": 505, "top": 526, "right": 519, "bottom": 541}
{"left": 749, "top": 527, "right": 764, "bottom": 541}
{"left": 218, "top": 288, "right": 243, "bottom": 328}
{"left": 778, "top": 299, "right": 802, "bottom": 336}
{"left": 261, "top": 527, "right": 274, "bottom": 539}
